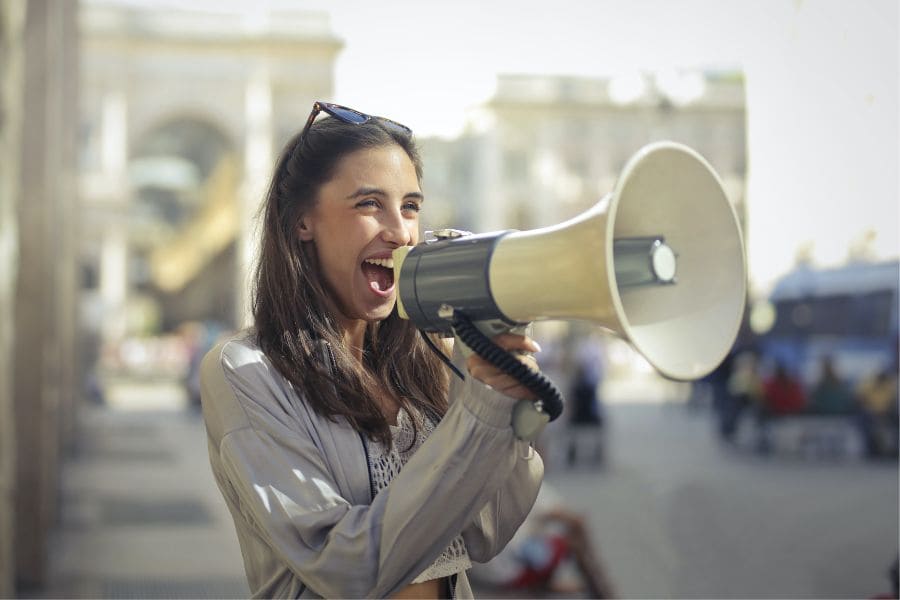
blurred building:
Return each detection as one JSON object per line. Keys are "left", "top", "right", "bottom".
{"left": 78, "top": 1, "right": 342, "bottom": 351}
{"left": 0, "top": 1, "right": 342, "bottom": 594}
{"left": 418, "top": 72, "right": 747, "bottom": 379}
{"left": 1, "top": 0, "right": 79, "bottom": 594}
{"left": 421, "top": 71, "right": 747, "bottom": 234}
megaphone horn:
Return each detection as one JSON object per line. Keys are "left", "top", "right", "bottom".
{"left": 393, "top": 141, "right": 747, "bottom": 382}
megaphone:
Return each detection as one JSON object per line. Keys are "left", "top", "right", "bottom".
{"left": 393, "top": 140, "right": 746, "bottom": 384}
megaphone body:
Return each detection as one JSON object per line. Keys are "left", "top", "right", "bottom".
{"left": 393, "top": 141, "right": 746, "bottom": 382}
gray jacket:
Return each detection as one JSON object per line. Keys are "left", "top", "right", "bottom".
{"left": 200, "top": 331, "right": 544, "bottom": 598}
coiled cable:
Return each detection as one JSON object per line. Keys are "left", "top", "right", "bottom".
{"left": 450, "top": 310, "right": 564, "bottom": 422}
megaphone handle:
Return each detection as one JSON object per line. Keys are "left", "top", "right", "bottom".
{"left": 450, "top": 311, "right": 565, "bottom": 423}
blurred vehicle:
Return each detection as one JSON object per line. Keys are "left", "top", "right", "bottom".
{"left": 758, "top": 259, "right": 898, "bottom": 389}
{"left": 735, "top": 260, "right": 899, "bottom": 457}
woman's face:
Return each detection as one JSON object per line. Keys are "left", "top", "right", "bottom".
{"left": 299, "top": 144, "right": 421, "bottom": 325}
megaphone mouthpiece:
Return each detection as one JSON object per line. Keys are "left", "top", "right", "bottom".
{"left": 613, "top": 236, "right": 678, "bottom": 287}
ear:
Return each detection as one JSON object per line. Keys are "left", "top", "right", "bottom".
{"left": 297, "top": 215, "right": 315, "bottom": 241}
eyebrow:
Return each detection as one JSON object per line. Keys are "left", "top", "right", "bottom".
{"left": 346, "top": 186, "right": 424, "bottom": 202}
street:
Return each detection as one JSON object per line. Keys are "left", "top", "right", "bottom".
{"left": 40, "top": 384, "right": 898, "bottom": 599}
{"left": 542, "top": 402, "right": 898, "bottom": 599}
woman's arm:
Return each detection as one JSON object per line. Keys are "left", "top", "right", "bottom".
{"left": 461, "top": 444, "right": 543, "bottom": 562}
{"left": 448, "top": 333, "right": 546, "bottom": 562}
{"left": 203, "top": 339, "right": 541, "bottom": 598}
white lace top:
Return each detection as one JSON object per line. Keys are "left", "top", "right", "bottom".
{"left": 366, "top": 406, "right": 472, "bottom": 584}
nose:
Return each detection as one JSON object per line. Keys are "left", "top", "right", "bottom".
{"left": 381, "top": 207, "right": 413, "bottom": 246}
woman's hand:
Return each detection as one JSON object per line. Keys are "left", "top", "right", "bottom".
{"left": 465, "top": 333, "right": 542, "bottom": 400}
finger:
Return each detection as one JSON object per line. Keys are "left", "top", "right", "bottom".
{"left": 464, "top": 336, "right": 543, "bottom": 401}
{"left": 466, "top": 352, "right": 538, "bottom": 375}
{"left": 481, "top": 378, "right": 536, "bottom": 400}
{"left": 469, "top": 368, "right": 525, "bottom": 389}
{"left": 467, "top": 367, "right": 538, "bottom": 400}
{"left": 516, "top": 353, "right": 539, "bottom": 370}
{"left": 489, "top": 333, "right": 542, "bottom": 354}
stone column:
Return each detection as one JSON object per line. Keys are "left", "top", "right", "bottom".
{"left": 98, "top": 90, "right": 129, "bottom": 344}
{"left": 238, "top": 61, "right": 273, "bottom": 328}
{"left": 55, "top": 0, "right": 80, "bottom": 458}
{"left": 475, "top": 126, "right": 505, "bottom": 231}
{"left": 12, "top": 0, "right": 78, "bottom": 589}
{"left": 0, "top": 1, "right": 26, "bottom": 596}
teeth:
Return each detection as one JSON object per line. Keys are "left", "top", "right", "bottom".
{"left": 364, "top": 257, "right": 394, "bottom": 268}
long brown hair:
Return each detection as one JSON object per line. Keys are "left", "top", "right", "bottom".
{"left": 252, "top": 116, "right": 449, "bottom": 445}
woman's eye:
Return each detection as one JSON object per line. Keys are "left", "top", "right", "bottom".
{"left": 356, "top": 199, "right": 379, "bottom": 209}
{"left": 403, "top": 202, "right": 421, "bottom": 213}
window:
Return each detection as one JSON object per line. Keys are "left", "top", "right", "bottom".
{"left": 771, "top": 291, "right": 894, "bottom": 338}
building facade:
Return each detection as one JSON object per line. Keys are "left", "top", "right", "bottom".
{"left": 1, "top": 0, "right": 79, "bottom": 592}
{"left": 0, "top": 2, "right": 342, "bottom": 593}
{"left": 79, "top": 2, "right": 342, "bottom": 347}
{"left": 421, "top": 72, "right": 747, "bottom": 237}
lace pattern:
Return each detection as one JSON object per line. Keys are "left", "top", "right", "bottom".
{"left": 366, "top": 406, "right": 472, "bottom": 584}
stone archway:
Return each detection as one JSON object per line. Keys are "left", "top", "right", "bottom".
{"left": 127, "top": 116, "right": 240, "bottom": 331}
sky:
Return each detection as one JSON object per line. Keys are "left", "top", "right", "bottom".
{"left": 304, "top": 0, "right": 899, "bottom": 294}
{"left": 118, "top": 0, "right": 899, "bottom": 293}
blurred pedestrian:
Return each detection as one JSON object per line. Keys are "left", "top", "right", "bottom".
{"left": 199, "top": 102, "right": 545, "bottom": 598}
{"left": 179, "top": 320, "right": 228, "bottom": 411}
{"left": 756, "top": 362, "right": 805, "bottom": 453}
{"left": 721, "top": 350, "right": 761, "bottom": 442}
{"left": 469, "top": 483, "right": 616, "bottom": 598}
{"left": 809, "top": 355, "right": 853, "bottom": 414}
{"left": 762, "top": 362, "right": 806, "bottom": 415}
{"left": 870, "top": 555, "right": 899, "bottom": 599}
{"left": 566, "top": 334, "right": 606, "bottom": 466}
{"left": 697, "top": 348, "right": 734, "bottom": 413}
{"left": 855, "top": 366, "right": 899, "bottom": 458}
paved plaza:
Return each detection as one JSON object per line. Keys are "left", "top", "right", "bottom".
{"left": 37, "top": 382, "right": 898, "bottom": 599}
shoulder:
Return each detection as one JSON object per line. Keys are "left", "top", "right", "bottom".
{"left": 201, "top": 330, "right": 277, "bottom": 396}
{"left": 202, "top": 328, "right": 264, "bottom": 371}
{"left": 200, "top": 329, "right": 305, "bottom": 441}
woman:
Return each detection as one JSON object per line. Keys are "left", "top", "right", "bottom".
{"left": 200, "top": 102, "right": 545, "bottom": 598}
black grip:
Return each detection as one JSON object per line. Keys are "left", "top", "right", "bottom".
{"left": 450, "top": 311, "right": 564, "bottom": 422}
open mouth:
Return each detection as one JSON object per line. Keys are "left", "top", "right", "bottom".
{"left": 361, "top": 257, "right": 395, "bottom": 294}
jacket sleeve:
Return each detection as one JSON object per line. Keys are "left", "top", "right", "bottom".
{"left": 461, "top": 445, "right": 543, "bottom": 563}
{"left": 446, "top": 338, "right": 545, "bottom": 562}
{"left": 204, "top": 341, "right": 543, "bottom": 599}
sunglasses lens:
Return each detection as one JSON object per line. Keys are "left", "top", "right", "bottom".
{"left": 327, "top": 105, "right": 369, "bottom": 124}
{"left": 312, "top": 102, "right": 412, "bottom": 136}
{"left": 377, "top": 118, "right": 413, "bottom": 136}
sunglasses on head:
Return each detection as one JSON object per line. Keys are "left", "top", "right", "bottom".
{"left": 300, "top": 101, "right": 412, "bottom": 139}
